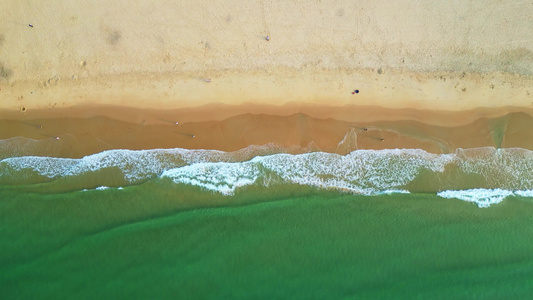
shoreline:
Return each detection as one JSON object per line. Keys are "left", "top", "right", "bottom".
{"left": 2, "top": 104, "right": 533, "bottom": 159}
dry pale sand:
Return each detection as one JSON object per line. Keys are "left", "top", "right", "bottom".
{"left": 1, "top": 1, "right": 533, "bottom": 111}
{"left": 1, "top": 1, "right": 533, "bottom": 155}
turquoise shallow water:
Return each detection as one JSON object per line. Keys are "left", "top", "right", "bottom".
{"left": 2, "top": 180, "right": 533, "bottom": 299}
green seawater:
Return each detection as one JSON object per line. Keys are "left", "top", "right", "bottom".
{"left": 2, "top": 180, "right": 533, "bottom": 299}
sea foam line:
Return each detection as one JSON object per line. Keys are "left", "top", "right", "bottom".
{"left": 161, "top": 149, "right": 451, "bottom": 196}
{"left": 2, "top": 146, "right": 533, "bottom": 207}
{"left": 437, "top": 189, "right": 533, "bottom": 208}
{"left": 0, "top": 144, "right": 286, "bottom": 182}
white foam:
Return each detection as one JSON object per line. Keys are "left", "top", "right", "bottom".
{"left": 514, "top": 190, "right": 533, "bottom": 197}
{"left": 258, "top": 149, "right": 452, "bottom": 192}
{"left": 161, "top": 149, "right": 452, "bottom": 195}
{"left": 0, "top": 144, "right": 299, "bottom": 184}
{"left": 0, "top": 148, "right": 243, "bottom": 183}
{"left": 437, "top": 189, "right": 515, "bottom": 208}
{"left": 379, "top": 189, "right": 411, "bottom": 195}
{"left": 161, "top": 161, "right": 262, "bottom": 195}
{"left": 82, "top": 186, "right": 123, "bottom": 192}
{"left": 3, "top": 146, "right": 533, "bottom": 203}
{"left": 455, "top": 147, "right": 533, "bottom": 190}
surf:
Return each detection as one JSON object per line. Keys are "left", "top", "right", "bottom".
{"left": 2, "top": 144, "right": 533, "bottom": 207}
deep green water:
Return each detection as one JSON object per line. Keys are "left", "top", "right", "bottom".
{"left": 2, "top": 180, "right": 533, "bottom": 299}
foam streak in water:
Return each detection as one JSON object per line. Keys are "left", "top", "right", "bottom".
{"left": 437, "top": 189, "right": 514, "bottom": 208}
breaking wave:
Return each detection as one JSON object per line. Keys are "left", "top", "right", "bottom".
{"left": 437, "top": 189, "right": 533, "bottom": 208}
{"left": 1, "top": 145, "right": 533, "bottom": 207}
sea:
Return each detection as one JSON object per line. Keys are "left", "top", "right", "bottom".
{"left": 2, "top": 140, "right": 533, "bottom": 298}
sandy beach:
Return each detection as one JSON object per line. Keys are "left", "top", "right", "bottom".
{"left": 1, "top": 0, "right": 533, "bottom": 154}
{"left": 4, "top": 3, "right": 533, "bottom": 298}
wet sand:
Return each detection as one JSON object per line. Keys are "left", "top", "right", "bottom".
{"left": 1, "top": 105, "right": 533, "bottom": 159}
